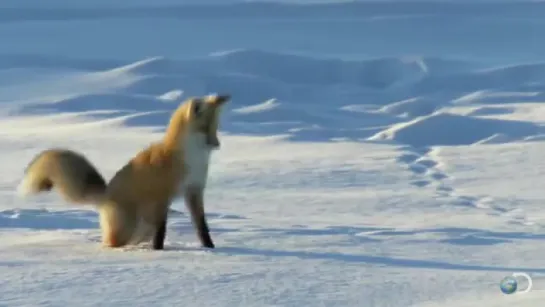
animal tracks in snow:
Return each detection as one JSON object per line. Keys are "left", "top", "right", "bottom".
{"left": 396, "top": 146, "right": 451, "bottom": 193}
{"left": 395, "top": 145, "right": 533, "bottom": 225}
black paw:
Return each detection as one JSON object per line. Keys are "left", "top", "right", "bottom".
{"left": 202, "top": 241, "right": 215, "bottom": 249}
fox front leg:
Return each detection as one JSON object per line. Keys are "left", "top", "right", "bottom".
{"left": 185, "top": 186, "right": 215, "bottom": 248}
{"left": 152, "top": 204, "right": 170, "bottom": 250}
{"left": 152, "top": 219, "right": 167, "bottom": 250}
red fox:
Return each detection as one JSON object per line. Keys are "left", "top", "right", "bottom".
{"left": 18, "top": 94, "right": 230, "bottom": 250}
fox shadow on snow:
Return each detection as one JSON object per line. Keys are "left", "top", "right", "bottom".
{"left": 166, "top": 223, "right": 545, "bottom": 273}
{"left": 211, "top": 245, "right": 545, "bottom": 274}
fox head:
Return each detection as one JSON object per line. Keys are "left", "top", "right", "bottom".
{"left": 164, "top": 94, "right": 230, "bottom": 149}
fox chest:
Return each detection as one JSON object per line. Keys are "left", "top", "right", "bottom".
{"left": 178, "top": 140, "right": 211, "bottom": 193}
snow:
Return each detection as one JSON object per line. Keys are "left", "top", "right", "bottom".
{"left": 2, "top": 0, "right": 545, "bottom": 306}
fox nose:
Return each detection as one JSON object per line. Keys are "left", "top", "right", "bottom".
{"left": 207, "top": 94, "right": 230, "bottom": 105}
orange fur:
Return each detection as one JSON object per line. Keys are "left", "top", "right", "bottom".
{"left": 19, "top": 94, "right": 230, "bottom": 249}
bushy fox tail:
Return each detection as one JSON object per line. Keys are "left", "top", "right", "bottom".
{"left": 18, "top": 149, "right": 107, "bottom": 205}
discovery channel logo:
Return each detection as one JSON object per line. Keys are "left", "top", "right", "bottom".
{"left": 499, "top": 272, "right": 533, "bottom": 295}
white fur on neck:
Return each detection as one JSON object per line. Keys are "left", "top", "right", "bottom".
{"left": 179, "top": 132, "right": 212, "bottom": 193}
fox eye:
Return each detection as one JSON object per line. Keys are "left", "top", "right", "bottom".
{"left": 193, "top": 101, "right": 203, "bottom": 116}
